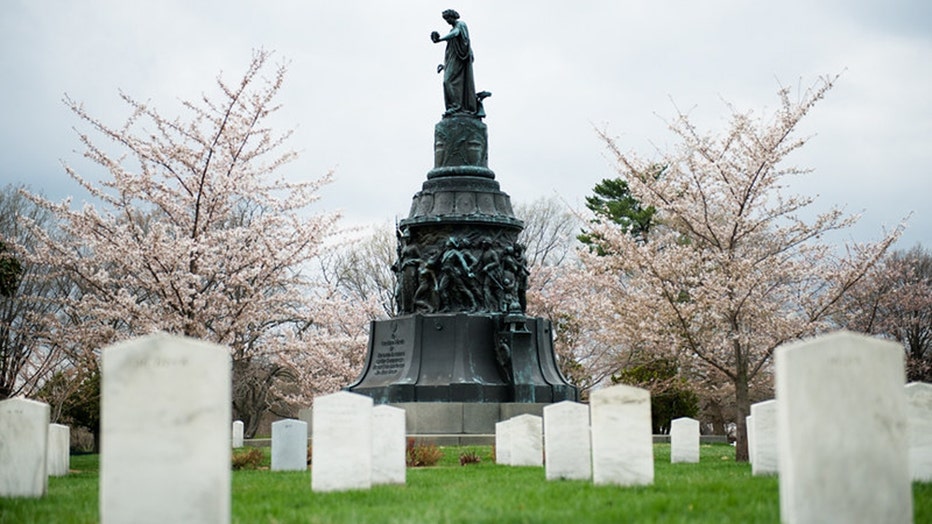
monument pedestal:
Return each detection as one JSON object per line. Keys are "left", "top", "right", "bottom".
{"left": 344, "top": 81, "right": 579, "bottom": 430}
{"left": 347, "top": 313, "right": 577, "bottom": 405}
{"left": 394, "top": 402, "right": 549, "bottom": 445}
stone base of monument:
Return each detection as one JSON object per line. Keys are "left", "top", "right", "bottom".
{"left": 392, "top": 401, "right": 549, "bottom": 445}
{"left": 346, "top": 313, "right": 578, "bottom": 438}
{"left": 348, "top": 313, "right": 577, "bottom": 403}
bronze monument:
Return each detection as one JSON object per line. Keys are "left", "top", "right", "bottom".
{"left": 347, "top": 11, "right": 577, "bottom": 435}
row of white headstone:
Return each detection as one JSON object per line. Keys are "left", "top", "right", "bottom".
{"left": 0, "top": 336, "right": 410, "bottom": 513}
{"left": 492, "top": 331, "right": 928, "bottom": 523}
{"left": 493, "top": 388, "right": 700, "bottom": 486}
{"left": 314, "top": 387, "right": 692, "bottom": 491}
{"left": 234, "top": 408, "right": 404, "bottom": 477}
{"left": 747, "top": 382, "right": 932, "bottom": 482}
{"left": 231, "top": 418, "right": 312, "bottom": 473}
{"left": 0, "top": 335, "right": 408, "bottom": 522}
{"left": 91, "top": 335, "right": 408, "bottom": 522}
{"left": 310, "top": 392, "right": 407, "bottom": 492}
{"left": 2, "top": 330, "right": 929, "bottom": 523}
{"left": 0, "top": 398, "right": 71, "bottom": 497}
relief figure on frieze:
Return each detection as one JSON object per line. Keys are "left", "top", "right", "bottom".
{"left": 413, "top": 250, "right": 441, "bottom": 313}
{"left": 477, "top": 237, "right": 504, "bottom": 312}
{"left": 395, "top": 243, "right": 421, "bottom": 314}
{"left": 500, "top": 245, "right": 522, "bottom": 313}
{"left": 513, "top": 243, "right": 530, "bottom": 312}
{"left": 437, "top": 237, "right": 481, "bottom": 312}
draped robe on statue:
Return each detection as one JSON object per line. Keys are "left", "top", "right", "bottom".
{"left": 441, "top": 21, "right": 477, "bottom": 115}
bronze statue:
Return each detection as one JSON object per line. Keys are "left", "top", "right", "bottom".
{"left": 431, "top": 9, "right": 477, "bottom": 116}
{"left": 347, "top": 10, "right": 578, "bottom": 406}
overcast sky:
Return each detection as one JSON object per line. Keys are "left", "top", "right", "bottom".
{"left": 2, "top": 1, "right": 930, "bottom": 249}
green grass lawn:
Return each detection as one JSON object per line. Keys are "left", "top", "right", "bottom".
{"left": 2, "top": 444, "right": 930, "bottom": 523}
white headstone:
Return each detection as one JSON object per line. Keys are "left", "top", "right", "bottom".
{"left": 495, "top": 420, "right": 512, "bottom": 465}
{"left": 670, "top": 417, "right": 700, "bottom": 463}
{"left": 746, "top": 415, "right": 755, "bottom": 466}
{"left": 543, "top": 401, "right": 591, "bottom": 480}
{"left": 750, "top": 400, "right": 778, "bottom": 476}
{"left": 232, "top": 420, "right": 244, "bottom": 448}
{"left": 47, "top": 423, "right": 70, "bottom": 477}
{"left": 271, "top": 419, "right": 308, "bottom": 472}
{"left": 509, "top": 414, "right": 543, "bottom": 467}
{"left": 100, "top": 333, "right": 231, "bottom": 524}
{"left": 0, "top": 397, "right": 49, "bottom": 497}
{"left": 590, "top": 384, "right": 654, "bottom": 486}
{"left": 311, "top": 391, "right": 373, "bottom": 492}
{"left": 775, "top": 331, "right": 911, "bottom": 524}
{"left": 905, "top": 381, "right": 932, "bottom": 482}
{"left": 298, "top": 406, "right": 313, "bottom": 432}
{"left": 371, "top": 405, "right": 406, "bottom": 485}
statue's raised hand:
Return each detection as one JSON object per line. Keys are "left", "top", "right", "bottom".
{"left": 430, "top": 31, "right": 440, "bottom": 43}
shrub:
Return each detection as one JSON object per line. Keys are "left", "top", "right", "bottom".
{"left": 69, "top": 426, "right": 96, "bottom": 454}
{"left": 459, "top": 450, "right": 481, "bottom": 466}
{"left": 232, "top": 447, "right": 263, "bottom": 470}
{"left": 406, "top": 438, "right": 443, "bottom": 467}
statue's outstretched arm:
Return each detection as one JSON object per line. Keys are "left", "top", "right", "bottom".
{"left": 432, "top": 23, "right": 462, "bottom": 43}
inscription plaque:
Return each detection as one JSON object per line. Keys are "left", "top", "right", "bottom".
{"left": 369, "top": 320, "right": 415, "bottom": 383}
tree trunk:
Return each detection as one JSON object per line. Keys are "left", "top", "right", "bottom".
{"left": 733, "top": 373, "right": 750, "bottom": 462}
{"left": 702, "top": 398, "right": 728, "bottom": 436}
{"left": 243, "top": 411, "right": 262, "bottom": 439}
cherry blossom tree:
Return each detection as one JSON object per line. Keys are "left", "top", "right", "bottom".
{"left": 842, "top": 245, "right": 932, "bottom": 381}
{"left": 515, "top": 196, "right": 581, "bottom": 270}
{"left": 585, "top": 76, "right": 902, "bottom": 460}
{"left": 516, "top": 197, "right": 627, "bottom": 395}
{"left": 0, "top": 185, "right": 71, "bottom": 400}
{"left": 306, "top": 228, "right": 399, "bottom": 407}
{"left": 19, "top": 50, "right": 354, "bottom": 436}
{"left": 319, "top": 223, "right": 398, "bottom": 318}
{"left": 528, "top": 261, "right": 636, "bottom": 397}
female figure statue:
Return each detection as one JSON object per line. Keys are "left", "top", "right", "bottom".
{"left": 431, "top": 9, "right": 477, "bottom": 116}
